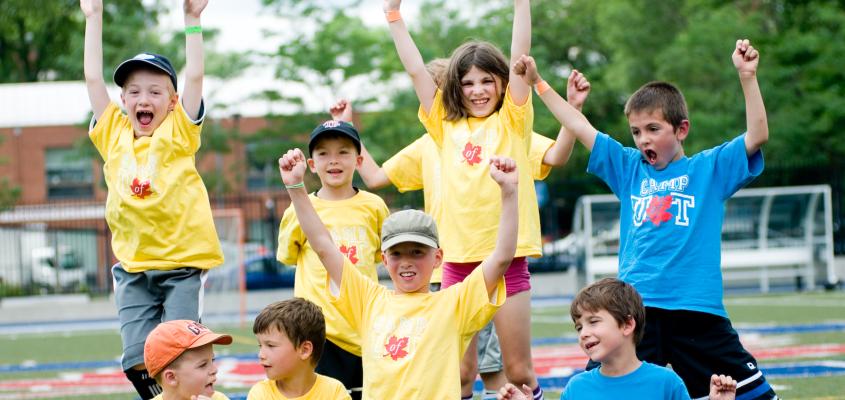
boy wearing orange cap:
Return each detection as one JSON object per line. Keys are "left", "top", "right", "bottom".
{"left": 144, "top": 320, "right": 233, "bottom": 400}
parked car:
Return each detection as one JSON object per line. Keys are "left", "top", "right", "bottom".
{"left": 242, "top": 255, "right": 296, "bottom": 290}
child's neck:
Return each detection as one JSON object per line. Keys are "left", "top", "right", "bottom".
{"left": 315, "top": 185, "right": 357, "bottom": 201}
{"left": 598, "top": 343, "right": 641, "bottom": 377}
{"left": 275, "top": 369, "right": 317, "bottom": 397}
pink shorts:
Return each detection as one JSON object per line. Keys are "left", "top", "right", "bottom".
{"left": 442, "top": 257, "right": 530, "bottom": 297}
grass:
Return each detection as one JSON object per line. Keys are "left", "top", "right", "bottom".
{"left": 2, "top": 290, "right": 845, "bottom": 399}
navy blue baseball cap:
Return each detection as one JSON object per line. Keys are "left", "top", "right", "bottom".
{"left": 113, "top": 53, "right": 178, "bottom": 90}
{"left": 308, "top": 120, "right": 362, "bottom": 156}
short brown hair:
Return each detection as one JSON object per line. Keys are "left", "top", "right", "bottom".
{"left": 570, "top": 278, "right": 646, "bottom": 345}
{"left": 442, "top": 41, "right": 510, "bottom": 121}
{"left": 624, "top": 81, "right": 688, "bottom": 130}
{"left": 253, "top": 298, "right": 326, "bottom": 365}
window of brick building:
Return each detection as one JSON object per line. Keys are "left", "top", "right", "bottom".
{"left": 45, "top": 148, "right": 93, "bottom": 199}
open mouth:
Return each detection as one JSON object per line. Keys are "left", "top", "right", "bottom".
{"left": 584, "top": 341, "right": 598, "bottom": 351}
{"left": 644, "top": 149, "right": 657, "bottom": 165}
{"left": 136, "top": 111, "right": 154, "bottom": 126}
{"left": 470, "top": 98, "right": 489, "bottom": 106}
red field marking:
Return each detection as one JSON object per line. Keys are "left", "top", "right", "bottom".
{"left": 3, "top": 343, "right": 845, "bottom": 397}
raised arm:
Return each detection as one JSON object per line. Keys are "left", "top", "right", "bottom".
{"left": 542, "top": 69, "right": 591, "bottom": 166}
{"left": 384, "top": 0, "right": 437, "bottom": 114}
{"left": 514, "top": 55, "right": 599, "bottom": 151}
{"left": 508, "top": 0, "right": 532, "bottom": 105}
{"left": 278, "top": 149, "right": 344, "bottom": 287}
{"left": 181, "top": 0, "right": 207, "bottom": 120}
{"left": 328, "top": 99, "right": 392, "bottom": 189}
{"left": 80, "top": 0, "right": 110, "bottom": 119}
{"left": 480, "top": 156, "right": 519, "bottom": 295}
{"left": 732, "top": 39, "right": 768, "bottom": 157}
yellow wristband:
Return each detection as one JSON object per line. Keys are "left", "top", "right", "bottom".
{"left": 535, "top": 80, "right": 551, "bottom": 96}
{"left": 385, "top": 10, "right": 401, "bottom": 22}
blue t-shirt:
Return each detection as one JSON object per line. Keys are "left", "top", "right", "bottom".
{"left": 561, "top": 361, "right": 690, "bottom": 400}
{"left": 588, "top": 133, "right": 763, "bottom": 317}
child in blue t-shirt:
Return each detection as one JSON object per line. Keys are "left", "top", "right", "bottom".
{"left": 498, "top": 278, "right": 737, "bottom": 400}
{"left": 513, "top": 40, "right": 777, "bottom": 400}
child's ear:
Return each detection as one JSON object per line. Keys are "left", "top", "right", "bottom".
{"left": 307, "top": 158, "right": 317, "bottom": 173}
{"left": 168, "top": 93, "right": 179, "bottom": 112}
{"left": 298, "top": 340, "right": 314, "bottom": 361}
{"left": 355, "top": 154, "right": 363, "bottom": 168}
{"left": 675, "top": 119, "right": 690, "bottom": 141}
{"left": 433, "top": 248, "right": 443, "bottom": 269}
{"left": 622, "top": 315, "right": 636, "bottom": 337}
{"left": 163, "top": 369, "right": 178, "bottom": 387}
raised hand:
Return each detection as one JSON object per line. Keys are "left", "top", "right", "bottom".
{"left": 184, "top": 0, "right": 208, "bottom": 18}
{"left": 732, "top": 39, "right": 759, "bottom": 77}
{"left": 566, "top": 69, "right": 591, "bottom": 109}
{"left": 489, "top": 156, "right": 518, "bottom": 188}
{"left": 278, "top": 149, "right": 308, "bottom": 187}
{"left": 512, "top": 55, "right": 541, "bottom": 86}
{"left": 384, "top": 0, "right": 401, "bottom": 12}
{"left": 497, "top": 383, "right": 532, "bottom": 400}
{"left": 329, "top": 99, "right": 353, "bottom": 123}
{"left": 708, "top": 374, "right": 737, "bottom": 400}
{"left": 80, "top": 0, "right": 102, "bottom": 17}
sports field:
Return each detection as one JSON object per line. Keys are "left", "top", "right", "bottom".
{"left": 1, "top": 290, "right": 844, "bottom": 399}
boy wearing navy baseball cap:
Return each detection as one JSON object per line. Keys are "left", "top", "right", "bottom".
{"left": 81, "top": 1, "right": 224, "bottom": 398}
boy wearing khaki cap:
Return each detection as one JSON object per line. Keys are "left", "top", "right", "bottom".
{"left": 144, "top": 320, "right": 233, "bottom": 400}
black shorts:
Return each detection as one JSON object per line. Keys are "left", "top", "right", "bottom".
{"left": 316, "top": 339, "right": 362, "bottom": 400}
{"left": 587, "top": 307, "right": 777, "bottom": 399}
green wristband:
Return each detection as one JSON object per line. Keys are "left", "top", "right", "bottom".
{"left": 285, "top": 182, "right": 305, "bottom": 189}
{"left": 185, "top": 25, "right": 202, "bottom": 35}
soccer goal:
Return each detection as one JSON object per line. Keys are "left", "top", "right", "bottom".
{"left": 203, "top": 208, "right": 247, "bottom": 326}
{"left": 571, "top": 185, "right": 838, "bottom": 292}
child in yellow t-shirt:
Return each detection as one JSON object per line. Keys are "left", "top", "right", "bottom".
{"left": 144, "top": 320, "right": 233, "bottom": 400}
{"left": 278, "top": 146, "right": 518, "bottom": 399}
{"left": 276, "top": 119, "right": 389, "bottom": 399}
{"left": 383, "top": 0, "right": 549, "bottom": 396}
{"left": 248, "top": 298, "right": 351, "bottom": 400}
{"left": 81, "top": 1, "right": 222, "bottom": 398}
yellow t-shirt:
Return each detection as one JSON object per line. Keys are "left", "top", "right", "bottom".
{"left": 418, "top": 88, "right": 541, "bottom": 262}
{"left": 152, "top": 391, "right": 229, "bottom": 400}
{"left": 277, "top": 190, "right": 389, "bottom": 356}
{"left": 330, "top": 259, "right": 505, "bottom": 399}
{"left": 89, "top": 102, "right": 223, "bottom": 272}
{"left": 246, "top": 374, "right": 351, "bottom": 400}
{"left": 383, "top": 132, "right": 554, "bottom": 280}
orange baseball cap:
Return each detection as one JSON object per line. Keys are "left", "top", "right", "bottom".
{"left": 144, "top": 320, "right": 233, "bottom": 377}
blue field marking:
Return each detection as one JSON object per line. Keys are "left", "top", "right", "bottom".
{"left": 216, "top": 361, "right": 845, "bottom": 399}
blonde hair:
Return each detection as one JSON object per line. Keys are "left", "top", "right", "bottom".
{"left": 441, "top": 41, "right": 510, "bottom": 121}
{"left": 425, "top": 58, "right": 450, "bottom": 88}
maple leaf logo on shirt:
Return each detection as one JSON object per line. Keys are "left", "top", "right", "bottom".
{"left": 646, "top": 195, "right": 674, "bottom": 226}
{"left": 339, "top": 245, "right": 359, "bottom": 265}
{"left": 130, "top": 178, "right": 153, "bottom": 199}
{"left": 462, "top": 142, "right": 483, "bottom": 166}
{"left": 384, "top": 335, "right": 409, "bottom": 361}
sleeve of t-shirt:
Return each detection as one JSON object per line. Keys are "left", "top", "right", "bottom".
{"left": 329, "top": 258, "right": 380, "bottom": 332}
{"left": 530, "top": 132, "right": 555, "bottom": 180}
{"left": 418, "top": 90, "right": 447, "bottom": 146}
{"left": 383, "top": 136, "right": 426, "bottom": 192}
{"left": 711, "top": 133, "right": 764, "bottom": 200}
{"left": 455, "top": 267, "right": 505, "bottom": 335}
{"left": 88, "top": 102, "right": 126, "bottom": 161}
{"left": 276, "top": 206, "right": 302, "bottom": 266}
{"left": 587, "top": 132, "right": 639, "bottom": 196}
{"left": 668, "top": 373, "right": 692, "bottom": 400}
{"left": 499, "top": 86, "right": 533, "bottom": 140}
{"left": 171, "top": 99, "right": 205, "bottom": 155}
{"left": 246, "top": 380, "right": 270, "bottom": 400}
